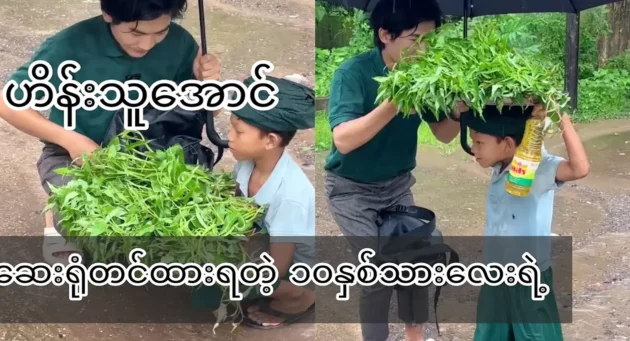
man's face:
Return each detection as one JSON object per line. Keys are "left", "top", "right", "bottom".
{"left": 227, "top": 115, "right": 269, "bottom": 161}
{"left": 380, "top": 21, "right": 436, "bottom": 62}
{"left": 103, "top": 13, "right": 171, "bottom": 58}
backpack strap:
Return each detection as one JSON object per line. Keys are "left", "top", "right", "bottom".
{"left": 393, "top": 243, "right": 459, "bottom": 337}
{"left": 432, "top": 244, "right": 459, "bottom": 337}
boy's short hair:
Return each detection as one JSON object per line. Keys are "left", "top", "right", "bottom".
{"left": 369, "top": 0, "right": 442, "bottom": 50}
{"left": 462, "top": 105, "right": 533, "bottom": 145}
{"left": 258, "top": 129, "right": 297, "bottom": 147}
{"left": 100, "top": 0, "right": 188, "bottom": 25}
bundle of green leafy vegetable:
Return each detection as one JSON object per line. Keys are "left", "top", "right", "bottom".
{"left": 45, "top": 130, "right": 266, "bottom": 266}
{"left": 374, "top": 18, "right": 571, "bottom": 124}
{"left": 45, "top": 131, "right": 270, "bottom": 331}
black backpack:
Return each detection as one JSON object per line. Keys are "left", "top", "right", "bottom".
{"left": 375, "top": 205, "right": 459, "bottom": 337}
{"left": 102, "top": 106, "right": 229, "bottom": 170}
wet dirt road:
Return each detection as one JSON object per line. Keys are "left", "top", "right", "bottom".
{"left": 316, "top": 119, "right": 630, "bottom": 340}
{"left": 0, "top": 0, "right": 315, "bottom": 340}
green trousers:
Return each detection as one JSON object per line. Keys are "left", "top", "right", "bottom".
{"left": 473, "top": 267, "right": 564, "bottom": 341}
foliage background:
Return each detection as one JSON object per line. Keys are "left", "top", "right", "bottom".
{"left": 314, "top": 1, "right": 630, "bottom": 152}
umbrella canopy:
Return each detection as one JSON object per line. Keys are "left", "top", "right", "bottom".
{"left": 325, "top": 0, "right": 623, "bottom": 14}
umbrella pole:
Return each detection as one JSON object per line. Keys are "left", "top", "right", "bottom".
{"left": 198, "top": 0, "right": 208, "bottom": 55}
{"left": 463, "top": 0, "right": 470, "bottom": 39}
{"left": 565, "top": 12, "right": 580, "bottom": 111}
{"left": 197, "top": 0, "right": 229, "bottom": 166}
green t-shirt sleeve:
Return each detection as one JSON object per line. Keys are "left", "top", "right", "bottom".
{"left": 5, "top": 36, "right": 69, "bottom": 104}
{"left": 327, "top": 69, "right": 365, "bottom": 130}
{"left": 174, "top": 34, "right": 199, "bottom": 83}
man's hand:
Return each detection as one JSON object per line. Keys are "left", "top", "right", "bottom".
{"left": 193, "top": 47, "right": 221, "bottom": 81}
{"left": 451, "top": 100, "right": 469, "bottom": 120}
{"left": 64, "top": 135, "right": 100, "bottom": 166}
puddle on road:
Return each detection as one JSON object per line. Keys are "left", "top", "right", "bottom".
{"left": 552, "top": 131, "right": 630, "bottom": 181}
{"left": 0, "top": 0, "right": 313, "bottom": 78}
{"left": 584, "top": 131, "right": 630, "bottom": 180}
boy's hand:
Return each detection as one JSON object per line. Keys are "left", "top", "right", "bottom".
{"left": 532, "top": 103, "right": 548, "bottom": 120}
{"left": 193, "top": 47, "right": 221, "bottom": 81}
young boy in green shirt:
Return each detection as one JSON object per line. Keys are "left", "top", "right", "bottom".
{"left": 0, "top": 0, "right": 220, "bottom": 264}
{"left": 462, "top": 104, "right": 589, "bottom": 341}
{"left": 227, "top": 75, "right": 316, "bottom": 329}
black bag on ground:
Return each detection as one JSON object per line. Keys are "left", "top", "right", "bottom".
{"left": 375, "top": 205, "right": 459, "bottom": 336}
{"left": 102, "top": 106, "right": 229, "bottom": 171}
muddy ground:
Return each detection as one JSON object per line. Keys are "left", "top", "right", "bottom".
{"left": 1, "top": 0, "right": 630, "bottom": 340}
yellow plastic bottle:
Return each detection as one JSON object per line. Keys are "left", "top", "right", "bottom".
{"left": 505, "top": 117, "right": 546, "bottom": 197}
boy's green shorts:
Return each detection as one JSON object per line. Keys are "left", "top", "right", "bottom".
{"left": 473, "top": 267, "right": 564, "bottom": 341}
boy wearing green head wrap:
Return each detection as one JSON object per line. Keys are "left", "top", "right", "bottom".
{"left": 462, "top": 104, "right": 589, "bottom": 341}
{"left": 228, "top": 75, "right": 315, "bottom": 329}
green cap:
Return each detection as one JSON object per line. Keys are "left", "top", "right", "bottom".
{"left": 232, "top": 76, "right": 315, "bottom": 132}
{"left": 461, "top": 104, "right": 533, "bottom": 137}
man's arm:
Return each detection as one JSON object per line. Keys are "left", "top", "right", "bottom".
{"left": 427, "top": 102, "right": 468, "bottom": 144}
{"left": 428, "top": 119, "right": 460, "bottom": 143}
{"left": 333, "top": 100, "right": 399, "bottom": 154}
{"left": 0, "top": 98, "right": 87, "bottom": 148}
{"left": 554, "top": 114, "right": 589, "bottom": 182}
{"left": 329, "top": 69, "right": 401, "bottom": 154}
{"left": 0, "top": 37, "right": 99, "bottom": 159}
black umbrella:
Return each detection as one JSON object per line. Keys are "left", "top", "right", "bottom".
{"left": 325, "top": 0, "right": 623, "bottom": 14}
{"left": 325, "top": 0, "right": 623, "bottom": 37}
{"left": 197, "top": 0, "right": 230, "bottom": 165}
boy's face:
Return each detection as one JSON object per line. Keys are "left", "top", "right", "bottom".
{"left": 228, "top": 115, "right": 279, "bottom": 161}
{"left": 103, "top": 13, "right": 171, "bottom": 58}
{"left": 380, "top": 21, "right": 435, "bottom": 62}
{"left": 470, "top": 130, "right": 517, "bottom": 168}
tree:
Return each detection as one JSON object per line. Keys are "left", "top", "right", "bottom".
{"left": 598, "top": 0, "right": 630, "bottom": 66}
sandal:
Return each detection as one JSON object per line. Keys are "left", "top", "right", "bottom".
{"left": 242, "top": 299, "right": 315, "bottom": 330}
{"left": 43, "top": 227, "right": 83, "bottom": 265}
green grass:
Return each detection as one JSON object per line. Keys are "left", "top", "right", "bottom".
{"left": 315, "top": 110, "right": 461, "bottom": 154}
{"left": 315, "top": 111, "right": 332, "bottom": 151}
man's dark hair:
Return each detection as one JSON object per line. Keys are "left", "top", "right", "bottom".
{"left": 101, "top": 0, "right": 188, "bottom": 25}
{"left": 369, "top": 0, "right": 442, "bottom": 50}
{"left": 259, "top": 129, "right": 297, "bottom": 148}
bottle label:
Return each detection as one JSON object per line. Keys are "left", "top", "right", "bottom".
{"left": 507, "top": 157, "right": 540, "bottom": 187}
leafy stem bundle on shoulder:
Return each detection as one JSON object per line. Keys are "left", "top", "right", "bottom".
{"left": 374, "top": 18, "right": 571, "bottom": 125}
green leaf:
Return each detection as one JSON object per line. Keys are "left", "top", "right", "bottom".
{"left": 62, "top": 192, "right": 79, "bottom": 207}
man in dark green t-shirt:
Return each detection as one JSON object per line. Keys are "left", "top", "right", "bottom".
{"left": 323, "top": 1, "right": 468, "bottom": 341}
{"left": 0, "top": 0, "right": 220, "bottom": 265}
